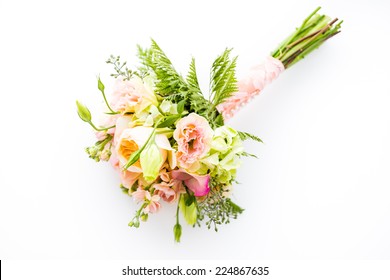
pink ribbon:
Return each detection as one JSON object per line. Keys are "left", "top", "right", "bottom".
{"left": 217, "top": 56, "right": 284, "bottom": 120}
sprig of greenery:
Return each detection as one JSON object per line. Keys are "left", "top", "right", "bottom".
{"left": 128, "top": 203, "right": 148, "bottom": 228}
{"left": 240, "top": 151, "right": 258, "bottom": 158}
{"left": 209, "top": 49, "right": 238, "bottom": 108}
{"left": 197, "top": 188, "right": 244, "bottom": 232}
{"left": 137, "top": 40, "right": 189, "bottom": 97}
{"left": 85, "top": 134, "right": 113, "bottom": 162}
{"left": 238, "top": 131, "right": 263, "bottom": 143}
{"left": 106, "top": 55, "right": 137, "bottom": 80}
{"left": 137, "top": 40, "right": 214, "bottom": 124}
{"left": 186, "top": 57, "right": 201, "bottom": 93}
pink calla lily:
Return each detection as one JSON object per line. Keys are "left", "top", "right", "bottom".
{"left": 171, "top": 169, "right": 210, "bottom": 197}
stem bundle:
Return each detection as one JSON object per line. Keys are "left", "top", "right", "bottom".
{"left": 272, "top": 7, "right": 342, "bottom": 69}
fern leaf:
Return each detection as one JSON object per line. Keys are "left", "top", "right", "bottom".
{"left": 187, "top": 57, "right": 201, "bottom": 93}
{"left": 209, "top": 49, "right": 238, "bottom": 107}
{"left": 238, "top": 131, "right": 263, "bottom": 143}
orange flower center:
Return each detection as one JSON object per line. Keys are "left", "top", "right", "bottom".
{"left": 119, "top": 139, "right": 141, "bottom": 168}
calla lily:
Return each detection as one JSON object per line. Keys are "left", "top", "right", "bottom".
{"left": 171, "top": 169, "right": 210, "bottom": 197}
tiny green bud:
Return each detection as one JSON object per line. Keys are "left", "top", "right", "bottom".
{"left": 97, "top": 77, "right": 105, "bottom": 93}
{"left": 76, "top": 100, "right": 92, "bottom": 123}
{"left": 173, "top": 223, "right": 182, "bottom": 243}
{"left": 140, "top": 139, "right": 162, "bottom": 182}
{"left": 133, "top": 220, "right": 140, "bottom": 228}
{"left": 140, "top": 213, "right": 148, "bottom": 222}
{"left": 128, "top": 221, "right": 134, "bottom": 227}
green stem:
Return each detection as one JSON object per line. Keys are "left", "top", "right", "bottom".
{"left": 97, "top": 134, "right": 113, "bottom": 149}
{"left": 272, "top": 7, "right": 342, "bottom": 69}
{"left": 102, "top": 92, "right": 118, "bottom": 114}
{"left": 89, "top": 122, "right": 116, "bottom": 131}
{"left": 176, "top": 195, "right": 181, "bottom": 225}
{"left": 272, "top": 7, "right": 321, "bottom": 58}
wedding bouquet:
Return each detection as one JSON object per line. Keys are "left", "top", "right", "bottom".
{"left": 76, "top": 7, "right": 341, "bottom": 242}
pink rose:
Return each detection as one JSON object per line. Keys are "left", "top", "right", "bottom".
{"left": 110, "top": 76, "right": 157, "bottom": 113}
{"left": 173, "top": 113, "right": 213, "bottom": 169}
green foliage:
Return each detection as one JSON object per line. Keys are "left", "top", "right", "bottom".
{"left": 240, "top": 151, "right": 258, "bottom": 158}
{"left": 137, "top": 40, "right": 188, "bottom": 96}
{"left": 137, "top": 40, "right": 216, "bottom": 123}
{"left": 157, "top": 114, "right": 182, "bottom": 128}
{"left": 135, "top": 40, "right": 241, "bottom": 128}
{"left": 186, "top": 57, "right": 201, "bottom": 93}
{"left": 180, "top": 193, "right": 197, "bottom": 226}
{"left": 106, "top": 55, "right": 137, "bottom": 80}
{"left": 238, "top": 131, "right": 263, "bottom": 143}
{"left": 197, "top": 188, "right": 244, "bottom": 232}
{"left": 120, "top": 184, "right": 130, "bottom": 195}
{"left": 209, "top": 49, "right": 238, "bottom": 107}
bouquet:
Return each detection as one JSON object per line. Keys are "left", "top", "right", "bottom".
{"left": 76, "top": 7, "right": 342, "bottom": 242}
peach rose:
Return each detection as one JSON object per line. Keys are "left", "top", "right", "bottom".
{"left": 110, "top": 76, "right": 157, "bottom": 114}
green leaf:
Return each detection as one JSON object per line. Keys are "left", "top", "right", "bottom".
{"left": 76, "top": 100, "right": 92, "bottom": 122}
{"left": 138, "top": 39, "right": 187, "bottom": 97}
{"left": 226, "top": 199, "right": 244, "bottom": 214}
{"left": 238, "top": 131, "right": 263, "bottom": 143}
{"left": 179, "top": 194, "right": 197, "bottom": 226}
{"left": 187, "top": 57, "right": 201, "bottom": 93}
{"left": 157, "top": 114, "right": 181, "bottom": 128}
{"left": 177, "top": 99, "right": 186, "bottom": 114}
{"left": 214, "top": 114, "right": 224, "bottom": 127}
{"left": 240, "top": 152, "right": 258, "bottom": 158}
{"left": 185, "top": 194, "right": 195, "bottom": 207}
{"left": 209, "top": 49, "right": 238, "bottom": 107}
{"left": 138, "top": 39, "right": 211, "bottom": 118}
{"left": 120, "top": 185, "right": 130, "bottom": 195}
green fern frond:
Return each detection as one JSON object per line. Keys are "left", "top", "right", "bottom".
{"left": 137, "top": 40, "right": 188, "bottom": 96}
{"left": 187, "top": 57, "right": 201, "bottom": 93}
{"left": 238, "top": 131, "right": 263, "bottom": 143}
{"left": 209, "top": 49, "right": 238, "bottom": 107}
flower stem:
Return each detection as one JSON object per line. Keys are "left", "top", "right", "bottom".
{"left": 89, "top": 122, "right": 116, "bottom": 132}
{"left": 176, "top": 196, "right": 181, "bottom": 224}
{"left": 272, "top": 7, "right": 342, "bottom": 69}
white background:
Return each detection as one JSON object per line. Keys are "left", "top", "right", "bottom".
{"left": 1, "top": 0, "right": 389, "bottom": 260}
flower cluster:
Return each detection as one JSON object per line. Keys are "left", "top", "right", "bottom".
{"left": 77, "top": 7, "right": 341, "bottom": 241}
{"left": 77, "top": 42, "right": 258, "bottom": 241}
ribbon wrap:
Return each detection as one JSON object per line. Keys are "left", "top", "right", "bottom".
{"left": 217, "top": 56, "right": 285, "bottom": 120}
